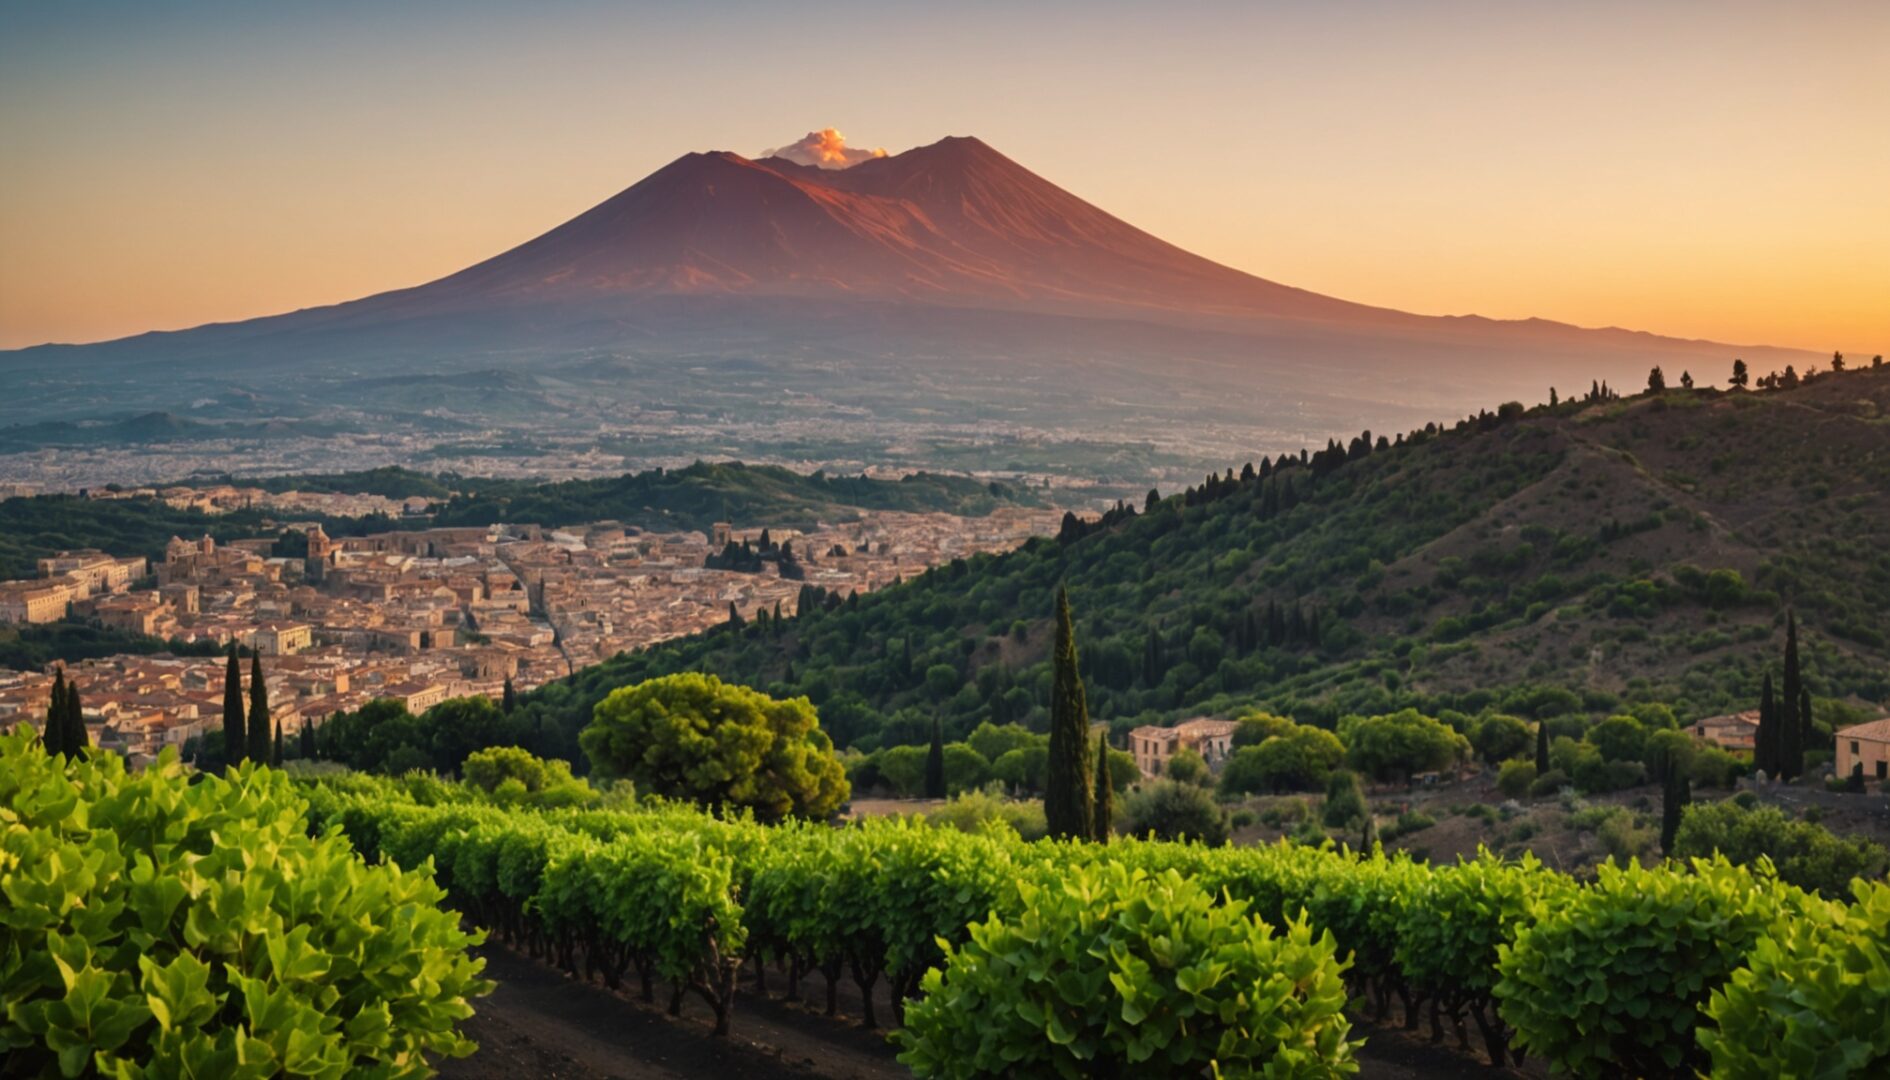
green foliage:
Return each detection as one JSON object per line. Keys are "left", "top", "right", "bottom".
{"left": 1674, "top": 799, "right": 1889, "bottom": 897}
{"left": 1340, "top": 709, "right": 1469, "bottom": 782}
{"left": 1122, "top": 780, "right": 1229, "bottom": 845}
{"left": 1044, "top": 586, "right": 1094, "bottom": 840}
{"left": 896, "top": 863, "right": 1358, "bottom": 1079}
{"left": 580, "top": 673, "right": 847, "bottom": 821}
{"left": 1700, "top": 880, "right": 1890, "bottom": 1078}
{"left": 1395, "top": 851, "right": 1571, "bottom": 1066}
{"left": 919, "top": 786, "right": 1048, "bottom": 841}
{"left": 1320, "top": 770, "right": 1369, "bottom": 829}
{"left": 1164, "top": 746, "right": 1210, "bottom": 786}
{"left": 428, "top": 461, "right": 1040, "bottom": 533}
{"left": 316, "top": 695, "right": 536, "bottom": 777}
{"left": 0, "top": 732, "right": 490, "bottom": 1076}
{"left": 516, "top": 376, "right": 1890, "bottom": 760}
{"left": 1495, "top": 857, "right": 1819, "bottom": 1078}
{"left": 1219, "top": 725, "right": 1347, "bottom": 795}
{"left": 461, "top": 746, "right": 595, "bottom": 808}
{"left": 1586, "top": 714, "right": 1647, "bottom": 762}
{"left": 1231, "top": 711, "right": 1297, "bottom": 748}
{"left": 1471, "top": 714, "right": 1531, "bottom": 765}
{"left": 0, "top": 620, "right": 222, "bottom": 672}
{"left": 1495, "top": 759, "right": 1537, "bottom": 798}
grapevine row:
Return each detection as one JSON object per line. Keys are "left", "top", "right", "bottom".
{"left": 300, "top": 774, "right": 1889, "bottom": 1078}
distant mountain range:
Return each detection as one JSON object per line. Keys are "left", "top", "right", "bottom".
{"left": 0, "top": 136, "right": 1817, "bottom": 478}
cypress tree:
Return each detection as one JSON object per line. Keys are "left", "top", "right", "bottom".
{"left": 1660, "top": 768, "right": 1690, "bottom": 855}
{"left": 300, "top": 720, "right": 317, "bottom": 760}
{"left": 222, "top": 645, "right": 246, "bottom": 765}
{"left": 1799, "top": 686, "right": 1816, "bottom": 761}
{"left": 43, "top": 668, "right": 67, "bottom": 751}
{"left": 64, "top": 680, "right": 88, "bottom": 756}
{"left": 924, "top": 719, "right": 946, "bottom": 799}
{"left": 1779, "top": 612, "right": 1802, "bottom": 781}
{"left": 502, "top": 676, "right": 517, "bottom": 714}
{"left": 271, "top": 720, "right": 283, "bottom": 768}
{"left": 1044, "top": 586, "right": 1094, "bottom": 840}
{"left": 1092, "top": 733, "right": 1113, "bottom": 843}
{"left": 247, "top": 653, "right": 271, "bottom": 766}
{"left": 1534, "top": 721, "right": 1550, "bottom": 775}
{"left": 1755, "top": 671, "right": 1778, "bottom": 778}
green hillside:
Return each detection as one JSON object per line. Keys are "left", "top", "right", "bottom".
{"left": 426, "top": 461, "right": 1041, "bottom": 532}
{"left": 517, "top": 365, "right": 1890, "bottom": 756}
{"left": 1, "top": 462, "right": 1038, "bottom": 581}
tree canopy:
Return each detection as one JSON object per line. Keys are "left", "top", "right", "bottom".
{"left": 580, "top": 673, "right": 848, "bottom": 821}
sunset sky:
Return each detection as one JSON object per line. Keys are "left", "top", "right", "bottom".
{"left": 2, "top": 0, "right": 1885, "bottom": 353}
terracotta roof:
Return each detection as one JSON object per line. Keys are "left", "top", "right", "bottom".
{"left": 1837, "top": 718, "right": 1890, "bottom": 743}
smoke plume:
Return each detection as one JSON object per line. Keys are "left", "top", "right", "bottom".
{"left": 761, "top": 128, "right": 887, "bottom": 169}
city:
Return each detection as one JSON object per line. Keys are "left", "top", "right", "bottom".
{"left": 0, "top": 498, "right": 1068, "bottom": 762}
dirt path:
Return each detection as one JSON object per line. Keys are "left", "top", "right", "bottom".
{"left": 441, "top": 940, "right": 1531, "bottom": 1079}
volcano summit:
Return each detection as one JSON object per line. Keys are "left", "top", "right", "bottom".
{"left": 0, "top": 134, "right": 1814, "bottom": 486}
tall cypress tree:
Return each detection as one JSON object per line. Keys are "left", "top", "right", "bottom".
{"left": 1660, "top": 768, "right": 1691, "bottom": 855}
{"left": 502, "top": 676, "right": 517, "bottom": 714}
{"left": 1092, "top": 734, "right": 1113, "bottom": 843}
{"left": 1779, "top": 612, "right": 1803, "bottom": 781}
{"left": 1045, "top": 586, "right": 1094, "bottom": 840}
{"left": 300, "top": 719, "right": 317, "bottom": 760}
{"left": 247, "top": 653, "right": 271, "bottom": 766}
{"left": 1534, "top": 721, "right": 1550, "bottom": 775}
{"left": 271, "top": 720, "right": 283, "bottom": 768}
{"left": 924, "top": 719, "right": 946, "bottom": 799}
{"left": 1755, "top": 671, "right": 1778, "bottom": 777}
{"left": 43, "top": 668, "right": 67, "bottom": 751}
{"left": 1799, "top": 686, "right": 1816, "bottom": 762}
{"left": 222, "top": 645, "right": 246, "bottom": 765}
{"left": 64, "top": 680, "right": 87, "bottom": 756}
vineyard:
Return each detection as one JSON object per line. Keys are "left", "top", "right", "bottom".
{"left": 298, "top": 771, "right": 1890, "bottom": 1080}
{"left": 0, "top": 733, "right": 491, "bottom": 1078}
{"left": 5, "top": 728, "right": 1883, "bottom": 1078}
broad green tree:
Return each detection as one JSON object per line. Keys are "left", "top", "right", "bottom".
{"left": 581, "top": 673, "right": 848, "bottom": 821}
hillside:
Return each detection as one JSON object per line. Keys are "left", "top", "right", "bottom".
{"left": 424, "top": 462, "right": 1041, "bottom": 532}
{"left": 517, "top": 365, "right": 1890, "bottom": 756}
{"left": 0, "top": 462, "right": 1038, "bottom": 581}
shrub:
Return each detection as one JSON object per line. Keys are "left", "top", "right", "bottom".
{"left": 0, "top": 732, "right": 491, "bottom": 1075}
{"left": 1688, "top": 744, "right": 1748, "bottom": 788}
{"left": 1674, "top": 799, "right": 1889, "bottom": 897}
{"left": 896, "top": 864, "right": 1357, "bottom": 1078}
{"left": 1165, "top": 747, "right": 1211, "bottom": 786}
{"left": 1586, "top": 715, "right": 1647, "bottom": 763}
{"left": 1496, "top": 857, "right": 1818, "bottom": 1078}
{"left": 1700, "top": 880, "right": 1890, "bottom": 1077}
{"left": 1122, "top": 780, "right": 1230, "bottom": 845}
{"left": 1321, "top": 770, "right": 1369, "bottom": 829}
{"left": 1496, "top": 759, "right": 1537, "bottom": 798}
{"left": 920, "top": 786, "right": 1048, "bottom": 841}
{"left": 1379, "top": 811, "right": 1435, "bottom": 842}
{"left": 1527, "top": 768, "right": 1570, "bottom": 797}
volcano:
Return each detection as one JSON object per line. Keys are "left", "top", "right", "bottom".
{"left": 0, "top": 135, "right": 1816, "bottom": 475}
